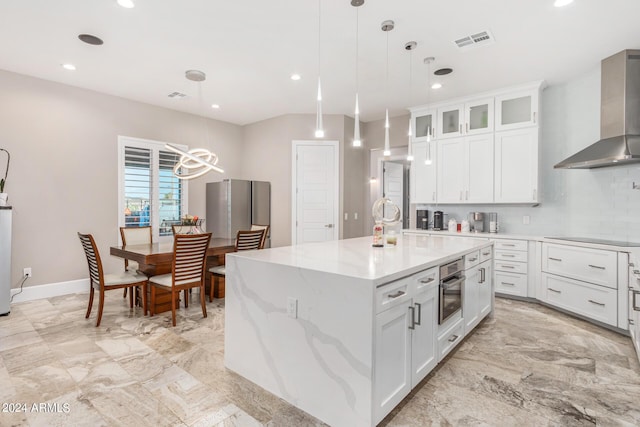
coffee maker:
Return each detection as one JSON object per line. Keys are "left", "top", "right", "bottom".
{"left": 468, "top": 212, "right": 485, "bottom": 233}
{"left": 433, "top": 211, "right": 444, "bottom": 230}
{"left": 416, "top": 210, "right": 429, "bottom": 230}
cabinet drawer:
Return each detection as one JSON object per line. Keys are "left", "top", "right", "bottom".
{"left": 465, "top": 250, "right": 480, "bottom": 269}
{"left": 495, "top": 272, "right": 527, "bottom": 297}
{"left": 479, "top": 246, "right": 493, "bottom": 263}
{"left": 376, "top": 276, "right": 412, "bottom": 314}
{"left": 494, "top": 260, "right": 527, "bottom": 274}
{"left": 495, "top": 250, "right": 528, "bottom": 263}
{"left": 437, "top": 317, "right": 464, "bottom": 362}
{"left": 494, "top": 239, "right": 527, "bottom": 252}
{"left": 412, "top": 266, "right": 439, "bottom": 292}
{"left": 542, "top": 243, "right": 617, "bottom": 289}
{"left": 542, "top": 273, "right": 617, "bottom": 327}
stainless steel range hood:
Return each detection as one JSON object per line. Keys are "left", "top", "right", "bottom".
{"left": 555, "top": 50, "right": 640, "bottom": 169}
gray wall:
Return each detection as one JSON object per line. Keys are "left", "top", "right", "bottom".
{"left": 414, "top": 67, "right": 640, "bottom": 242}
{"left": 0, "top": 69, "right": 245, "bottom": 288}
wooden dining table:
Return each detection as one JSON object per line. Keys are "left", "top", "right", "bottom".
{"left": 110, "top": 237, "right": 236, "bottom": 313}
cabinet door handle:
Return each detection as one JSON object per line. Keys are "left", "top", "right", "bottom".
{"left": 588, "top": 300, "right": 605, "bottom": 307}
{"left": 408, "top": 306, "right": 416, "bottom": 330}
{"left": 533, "top": 189, "right": 537, "bottom": 200}
{"left": 548, "top": 288, "right": 561, "bottom": 293}
{"left": 502, "top": 254, "right": 516, "bottom": 258}
{"left": 419, "top": 277, "right": 434, "bottom": 284}
{"left": 502, "top": 244, "right": 516, "bottom": 247}
{"left": 448, "top": 334, "right": 459, "bottom": 343}
{"left": 460, "top": 191, "right": 463, "bottom": 201}
{"left": 466, "top": 123, "right": 469, "bottom": 133}
{"left": 630, "top": 319, "right": 635, "bottom": 325}
{"left": 549, "top": 257, "right": 562, "bottom": 262}
{"left": 533, "top": 111, "right": 537, "bottom": 123}
{"left": 469, "top": 257, "right": 478, "bottom": 262}
{"left": 414, "top": 302, "right": 422, "bottom": 325}
{"left": 459, "top": 124, "right": 462, "bottom": 134}
{"left": 588, "top": 264, "right": 605, "bottom": 270}
{"left": 432, "top": 191, "right": 436, "bottom": 201}
{"left": 501, "top": 282, "right": 515, "bottom": 286}
{"left": 466, "top": 190, "right": 469, "bottom": 200}
{"left": 387, "top": 290, "right": 406, "bottom": 299}
{"left": 501, "top": 265, "right": 515, "bottom": 269}
{"left": 482, "top": 251, "right": 491, "bottom": 256}
{"left": 480, "top": 267, "right": 485, "bottom": 283}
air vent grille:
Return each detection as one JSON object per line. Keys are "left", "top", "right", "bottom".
{"left": 168, "top": 92, "right": 187, "bottom": 98}
{"left": 454, "top": 30, "right": 495, "bottom": 50}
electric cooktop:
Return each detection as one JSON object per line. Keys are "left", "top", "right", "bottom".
{"left": 545, "top": 237, "right": 640, "bottom": 247}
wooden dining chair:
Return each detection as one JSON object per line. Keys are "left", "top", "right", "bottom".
{"left": 78, "top": 233, "right": 148, "bottom": 327}
{"left": 209, "top": 228, "right": 266, "bottom": 301}
{"left": 148, "top": 233, "right": 212, "bottom": 326}
{"left": 250, "top": 224, "right": 270, "bottom": 249}
{"left": 120, "top": 226, "right": 152, "bottom": 306}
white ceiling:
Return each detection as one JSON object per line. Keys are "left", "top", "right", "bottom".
{"left": 0, "top": 0, "right": 639, "bottom": 125}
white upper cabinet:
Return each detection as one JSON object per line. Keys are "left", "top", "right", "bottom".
{"left": 436, "top": 134, "right": 494, "bottom": 204}
{"left": 495, "top": 88, "right": 539, "bottom": 131}
{"left": 410, "top": 141, "right": 437, "bottom": 204}
{"left": 437, "top": 98, "right": 494, "bottom": 139}
{"left": 494, "top": 128, "right": 539, "bottom": 203}
{"left": 411, "top": 108, "right": 437, "bottom": 143}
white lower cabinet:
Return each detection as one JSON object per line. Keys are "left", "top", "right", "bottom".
{"left": 437, "top": 317, "right": 465, "bottom": 361}
{"left": 374, "top": 269, "right": 438, "bottom": 424}
{"left": 542, "top": 273, "right": 618, "bottom": 327}
{"left": 464, "top": 259, "right": 493, "bottom": 334}
{"left": 493, "top": 239, "right": 529, "bottom": 297}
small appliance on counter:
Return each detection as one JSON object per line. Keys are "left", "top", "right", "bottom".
{"left": 433, "top": 211, "right": 443, "bottom": 230}
{"left": 469, "top": 212, "right": 485, "bottom": 233}
{"left": 489, "top": 212, "right": 498, "bottom": 233}
{"left": 416, "top": 209, "right": 429, "bottom": 230}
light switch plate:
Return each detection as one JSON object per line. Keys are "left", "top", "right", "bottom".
{"left": 287, "top": 297, "right": 298, "bottom": 319}
{"left": 523, "top": 215, "right": 530, "bottom": 225}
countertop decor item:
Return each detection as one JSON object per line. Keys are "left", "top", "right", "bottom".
{"left": 372, "top": 197, "right": 401, "bottom": 247}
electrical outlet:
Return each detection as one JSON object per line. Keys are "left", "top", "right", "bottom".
{"left": 523, "top": 215, "right": 530, "bottom": 225}
{"left": 287, "top": 297, "right": 298, "bottom": 319}
{"left": 354, "top": 212, "right": 358, "bottom": 220}
{"left": 23, "top": 267, "right": 32, "bottom": 278}
{"left": 344, "top": 212, "right": 348, "bottom": 220}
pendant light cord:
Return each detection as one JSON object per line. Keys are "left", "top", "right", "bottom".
{"left": 318, "top": 0, "right": 321, "bottom": 78}
{"left": 355, "top": 8, "right": 359, "bottom": 93}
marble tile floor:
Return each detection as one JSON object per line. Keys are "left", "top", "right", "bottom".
{"left": 0, "top": 292, "right": 639, "bottom": 427}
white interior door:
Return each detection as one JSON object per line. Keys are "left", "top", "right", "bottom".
{"left": 383, "top": 161, "right": 404, "bottom": 230}
{"left": 293, "top": 141, "right": 338, "bottom": 245}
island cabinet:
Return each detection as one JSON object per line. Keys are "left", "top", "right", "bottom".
{"left": 463, "top": 251, "right": 493, "bottom": 334}
{"left": 374, "top": 267, "right": 438, "bottom": 423}
{"left": 224, "top": 235, "right": 493, "bottom": 427}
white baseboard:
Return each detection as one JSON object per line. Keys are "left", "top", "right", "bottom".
{"left": 10, "top": 278, "right": 90, "bottom": 304}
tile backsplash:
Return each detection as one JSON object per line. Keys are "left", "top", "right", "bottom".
{"left": 414, "top": 67, "right": 640, "bottom": 243}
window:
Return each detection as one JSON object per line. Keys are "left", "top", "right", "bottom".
{"left": 118, "top": 136, "right": 188, "bottom": 241}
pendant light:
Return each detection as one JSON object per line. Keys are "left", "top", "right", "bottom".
{"left": 382, "top": 20, "right": 394, "bottom": 157}
{"left": 315, "top": 0, "right": 324, "bottom": 138}
{"left": 352, "top": 0, "right": 364, "bottom": 147}
{"left": 424, "top": 57, "right": 435, "bottom": 165}
{"left": 405, "top": 41, "right": 417, "bottom": 161}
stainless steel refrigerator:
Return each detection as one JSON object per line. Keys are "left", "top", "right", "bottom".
{"left": 0, "top": 206, "right": 12, "bottom": 316}
{"left": 206, "top": 179, "right": 271, "bottom": 247}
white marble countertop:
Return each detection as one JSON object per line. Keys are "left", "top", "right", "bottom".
{"left": 404, "top": 229, "right": 640, "bottom": 253}
{"left": 228, "top": 235, "right": 491, "bottom": 285}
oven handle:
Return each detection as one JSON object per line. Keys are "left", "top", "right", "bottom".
{"left": 441, "top": 275, "right": 465, "bottom": 289}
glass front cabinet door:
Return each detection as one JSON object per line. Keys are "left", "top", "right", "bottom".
{"left": 495, "top": 89, "right": 539, "bottom": 131}
{"left": 437, "top": 104, "right": 464, "bottom": 139}
{"left": 411, "top": 108, "right": 437, "bottom": 142}
{"left": 465, "top": 98, "right": 494, "bottom": 135}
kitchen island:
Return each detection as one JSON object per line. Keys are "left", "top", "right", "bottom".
{"left": 224, "top": 234, "right": 494, "bottom": 427}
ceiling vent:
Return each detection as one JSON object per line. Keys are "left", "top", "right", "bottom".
{"left": 167, "top": 91, "right": 187, "bottom": 98}
{"left": 454, "top": 30, "right": 495, "bottom": 50}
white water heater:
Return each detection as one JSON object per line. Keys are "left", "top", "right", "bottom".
{"left": 0, "top": 206, "right": 11, "bottom": 316}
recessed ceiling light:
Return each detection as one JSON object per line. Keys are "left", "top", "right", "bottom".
{"left": 117, "top": 0, "right": 135, "bottom": 8}
{"left": 554, "top": 0, "right": 574, "bottom": 7}
{"left": 431, "top": 83, "right": 442, "bottom": 89}
{"left": 290, "top": 74, "right": 301, "bottom": 81}
{"left": 211, "top": 104, "right": 220, "bottom": 109}
{"left": 62, "top": 64, "right": 76, "bottom": 71}
{"left": 78, "top": 34, "right": 104, "bottom": 45}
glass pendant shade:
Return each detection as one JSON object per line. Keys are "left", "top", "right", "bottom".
{"left": 383, "top": 109, "right": 391, "bottom": 156}
{"left": 315, "top": 78, "right": 324, "bottom": 138}
{"left": 353, "top": 93, "right": 361, "bottom": 147}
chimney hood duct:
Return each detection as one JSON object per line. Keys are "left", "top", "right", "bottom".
{"left": 555, "top": 50, "right": 640, "bottom": 169}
